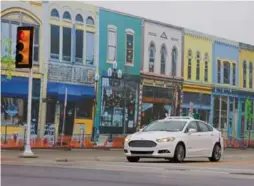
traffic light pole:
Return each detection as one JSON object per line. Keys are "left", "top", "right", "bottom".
{"left": 22, "top": 68, "right": 34, "bottom": 156}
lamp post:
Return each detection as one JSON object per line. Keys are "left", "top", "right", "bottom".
{"left": 92, "top": 72, "right": 99, "bottom": 142}
{"left": 107, "top": 61, "right": 123, "bottom": 133}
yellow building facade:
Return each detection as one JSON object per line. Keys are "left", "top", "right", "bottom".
{"left": 182, "top": 30, "right": 213, "bottom": 122}
{"left": 239, "top": 46, "right": 254, "bottom": 90}
{"left": 1, "top": 1, "right": 46, "bottom": 137}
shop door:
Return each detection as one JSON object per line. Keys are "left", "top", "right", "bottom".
{"left": 59, "top": 102, "right": 75, "bottom": 136}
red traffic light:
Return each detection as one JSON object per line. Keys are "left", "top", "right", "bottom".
{"left": 18, "top": 31, "right": 25, "bottom": 40}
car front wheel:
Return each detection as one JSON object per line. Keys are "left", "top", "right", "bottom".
{"left": 173, "top": 144, "right": 185, "bottom": 163}
{"left": 209, "top": 143, "right": 222, "bottom": 162}
{"left": 126, "top": 157, "right": 140, "bottom": 162}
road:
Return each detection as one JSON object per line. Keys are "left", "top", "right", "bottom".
{"left": 2, "top": 149, "right": 254, "bottom": 186}
{"left": 2, "top": 159, "right": 254, "bottom": 186}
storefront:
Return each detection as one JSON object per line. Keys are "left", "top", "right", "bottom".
{"left": 1, "top": 75, "right": 41, "bottom": 136}
{"left": 140, "top": 75, "right": 182, "bottom": 127}
{"left": 211, "top": 87, "right": 254, "bottom": 141}
{"left": 182, "top": 83, "right": 212, "bottom": 123}
{"left": 45, "top": 82, "right": 95, "bottom": 137}
{"left": 99, "top": 74, "right": 139, "bottom": 135}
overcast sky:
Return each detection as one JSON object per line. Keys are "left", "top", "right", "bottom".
{"left": 88, "top": 1, "right": 254, "bottom": 45}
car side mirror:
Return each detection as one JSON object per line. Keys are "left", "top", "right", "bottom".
{"left": 188, "top": 128, "right": 196, "bottom": 134}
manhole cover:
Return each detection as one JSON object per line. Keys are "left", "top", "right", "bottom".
{"left": 230, "top": 173, "right": 254, "bottom": 176}
{"left": 166, "top": 168, "right": 189, "bottom": 171}
{"left": 56, "top": 159, "right": 68, "bottom": 162}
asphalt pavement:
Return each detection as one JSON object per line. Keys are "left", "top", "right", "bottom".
{"left": 1, "top": 149, "right": 254, "bottom": 186}
{"left": 2, "top": 163, "right": 254, "bottom": 186}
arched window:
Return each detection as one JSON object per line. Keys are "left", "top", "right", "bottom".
{"left": 149, "top": 42, "right": 155, "bottom": 72}
{"left": 51, "top": 9, "right": 59, "bottom": 18}
{"left": 1, "top": 11, "right": 40, "bottom": 61}
{"left": 171, "top": 46, "right": 177, "bottom": 76}
{"left": 160, "top": 44, "right": 166, "bottom": 74}
{"left": 86, "top": 16, "right": 94, "bottom": 25}
{"left": 196, "top": 51, "right": 201, "bottom": 80}
{"left": 187, "top": 49, "right": 192, "bottom": 79}
{"left": 243, "top": 60, "right": 247, "bottom": 88}
{"left": 204, "top": 52, "right": 208, "bottom": 82}
{"left": 249, "top": 62, "right": 253, "bottom": 89}
{"left": 63, "top": 11, "right": 71, "bottom": 20}
{"left": 75, "top": 14, "right": 83, "bottom": 23}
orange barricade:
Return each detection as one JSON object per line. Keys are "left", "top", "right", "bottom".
{"left": 112, "top": 136, "right": 125, "bottom": 148}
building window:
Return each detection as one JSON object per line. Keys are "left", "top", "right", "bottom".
{"left": 171, "top": 46, "right": 177, "bottom": 76}
{"left": 204, "top": 53, "right": 208, "bottom": 82}
{"left": 149, "top": 42, "right": 155, "bottom": 72}
{"left": 243, "top": 60, "right": 247, "bottom": 88}
{"left": 75, "top": 29, "right": 83, "bottom": 63}
{"left": 217, "top": 60, "right": 221, "bottom": 83}
{"left": 75, "top": 14, "right": 83, "bottom": 23}
{"left": 62, "top": 27, "right": 72, "bottom": 62}
{"left": 76, "top": 98, "right": 93, "bottom": 118}
{"left": 51, "top": 9, "right": 59, "bottom": 18}
{"left": 249, "top": 62, "right": 253, "bottom": 89}
{"left": 125, "top": 29, "right": 134, "bottom": 65}
{"left": 196, "top": 51, "right": 200, "bottom": 80}
{"left": 107, "top": 25, "right": 117, "bottom": 61}
{"left": 63, "top": 11, "right": 72, "bottom": 20}
{"left": 187, "top": 49, "right": 192, "bottom": 79}
{"left": 50, "top": 25, "right": 60, "bottom": 60}
{"left": 86, "top": 32, "right": 95, "bottom": 65}
{"left": 223, "top": 61, "right": 230, "bottom": 84}
{"left": 160, "top": 44, "right": 166, "bottom": 74}
{"left": 232, "top": 63, "right": 236, "bottom": 85}
{"left": 1, "top": 12, "right": 40, "bottom": 61}
{"left": 86, "top": 16, "right": 94, "bottom": 25}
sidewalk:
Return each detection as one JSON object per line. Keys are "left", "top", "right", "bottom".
{"left": 1, "top": 148, "right": 254, "bottom": 163}
{"left": 1, "top": 149, "right": 124, "bottom": 162}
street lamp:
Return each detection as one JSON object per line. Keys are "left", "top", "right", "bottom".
{"left": 107, "top": 61, "right": 122, "bottom": 82}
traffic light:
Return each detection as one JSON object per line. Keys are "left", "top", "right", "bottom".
{"left": 15, "top": 26, "right": 34, "bottom": 68}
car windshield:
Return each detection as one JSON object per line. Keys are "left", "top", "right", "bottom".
{"left": 143, "top": 120, "right": 187, "bottom": 132}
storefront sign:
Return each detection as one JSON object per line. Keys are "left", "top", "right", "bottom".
{"left": 143, "top": 79, "right": 154, "bottom": 86}
{"left": 165, "top": 82, "right": 173, "bottom": 88}
{"left": 154, "top": 80, "right": 164, "bottom": 87}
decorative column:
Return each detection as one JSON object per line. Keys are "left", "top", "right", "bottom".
{"left": 38, "top": 1, "right": 50, "bottom": 138}
{"left": 137, "top": 82, "right": 143, "bottom": 130}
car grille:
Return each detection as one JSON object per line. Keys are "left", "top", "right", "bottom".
{"left": 128, "top": 140, "right": 157, "bottom": 147}
{"left": 130, "top": 151, "right": 154, "bottom": 155}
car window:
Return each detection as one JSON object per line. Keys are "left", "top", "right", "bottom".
{"left": 185, "top": 121, "right": 198, "bottom": 133}
{"left": 143, "top": 120, "right": 187, "bottom": 132}
{"left": 198, "top": 121, "right": 214, "bottom": 132}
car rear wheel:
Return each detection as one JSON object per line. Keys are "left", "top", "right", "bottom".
{"left": 209, "top": 143, "right": 222, "bottom": 162}
{"left": 173, "top": 144, "right": 185, "bottom": 163}
{"left": 126, "top": 157, "right": 140, "bottom": 162}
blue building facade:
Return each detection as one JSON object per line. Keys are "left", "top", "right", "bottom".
{"left": 95, "top": 9, "right": 142, "bottom": 135}
{"left": 211, "top": 40, "right": 241, "bottom": 141}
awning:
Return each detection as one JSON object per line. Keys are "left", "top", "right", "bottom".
{"left": 1, "top": 76, "right": 28, "bottom": 98}
{"left": 47, "top": 82, "right": 95, "bottom": 101}
{"left": 1, "top": 75, "right": 41, "bottom": 98}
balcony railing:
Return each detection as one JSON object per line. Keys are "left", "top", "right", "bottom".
{"left": 48, "top": 61, "right": 95, "bottom": 85}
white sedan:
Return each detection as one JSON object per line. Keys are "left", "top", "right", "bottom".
{"left": 124, "top": 116, "right": 224, "bottom": 163}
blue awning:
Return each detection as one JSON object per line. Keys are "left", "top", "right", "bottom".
{"left": 47, "top": 82, "right": 95, "bottom": 101}
{"left": 1, "top": 76, "right": 28, "bottom": 98}
{"left": 1, "top": 75, "right": 41, "bottom": 98}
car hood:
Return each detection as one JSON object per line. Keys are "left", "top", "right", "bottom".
{"left": 130, "top": 131, "right": 180, "bottom": 141}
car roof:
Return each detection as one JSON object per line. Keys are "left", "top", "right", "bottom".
{"left": 159, "top": 116, "right": 195, "bottom": 122}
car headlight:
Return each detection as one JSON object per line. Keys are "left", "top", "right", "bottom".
{"left": 125, "top": 135, "right": 132, "bottom": 142}
{"left": 156, "top": 137, "right": 175, "bottom": 142}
